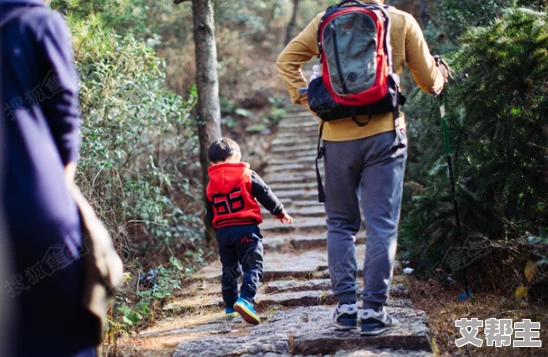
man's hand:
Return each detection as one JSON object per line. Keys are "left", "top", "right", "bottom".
{"left": 64, "top": 162, "right": 77, "bottom": 184}
{"left": 277, "top": 210, "right": 294, "bottom": 224}
{"left": 438, "top": 65, "right": 449, "bottom": 83}
{"left": 300, "top": 99, "right": 317, "bottom": 116}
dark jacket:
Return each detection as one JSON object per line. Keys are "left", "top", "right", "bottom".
{"left": 206, "top": 162, "right": 284, "bottom": 229}
{"left": 1, "top": 0, "right": 81, "bottom": 234}
{"left": 1, "top": 1, "right": 97, "bottom": 355}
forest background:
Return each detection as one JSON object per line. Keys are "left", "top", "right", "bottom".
{"left": 49, "top": 0, "right": 547, "bottom": 350}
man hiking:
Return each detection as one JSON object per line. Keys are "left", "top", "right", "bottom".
{"left": 277, "top": 0, "right": 447, "bottom": 335}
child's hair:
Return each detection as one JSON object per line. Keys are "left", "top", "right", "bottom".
{"left": 208, "top": 137, "right": 241, "bottom": 163}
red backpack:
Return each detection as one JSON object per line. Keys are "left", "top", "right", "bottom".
{"left": 308, "top": 0, "right": 405, "bottom": 126}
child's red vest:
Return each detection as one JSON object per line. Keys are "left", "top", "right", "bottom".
{"left": 206, "top": 162, "right": 263, "bottom": 229}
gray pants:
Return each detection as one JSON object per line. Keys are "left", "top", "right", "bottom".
{"left": 324, "top": 130, "right": 407, "bottom": 311}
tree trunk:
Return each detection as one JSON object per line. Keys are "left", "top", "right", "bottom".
{"left": 191, "top": 0, "right": 222, "bottom": 242}
{"left": 284, "top": 0, "right": 300, "bottom": 45}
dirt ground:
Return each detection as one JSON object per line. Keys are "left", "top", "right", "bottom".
{"left": 407, "top": 276, "right": 548, "bottom": 357}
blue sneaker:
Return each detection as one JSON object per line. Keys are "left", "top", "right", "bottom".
{"left": 360, "top": 308, "right": 400, "bottom": 336}
{"left": 329, "top": 303, "right": 358, "bottom": 331}
{"left": 233, "top": 297, "right": 260, "bottom": 325}
{"left": 225, "top": 307, "right": 238, "bottom": 319}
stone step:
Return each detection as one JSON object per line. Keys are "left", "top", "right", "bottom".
{"left": 278, "top": 197, "right": 293, "bottom": 206}
{"left": 281, "top": 111, "right": 311, "bottom": 118}
{"left": 270, "top": 145, "right": 317, "bottom": 155}
{"left": 272, "top": 136, "right": 317, "bottom": 146}
{"left": 265, "top": 162, "right": 323, "bottom": 174}
{"left": 263, "top": 276, "right": 409, "bottom": 297}
{"left": 261, "top": 279, "right": 409, "bottom": 301}
{"left": 269, "top": 156, "right": 318, "bottom": 166}
{"left": 328, "top": 351, "right": 433, "bottom": 357}
{"left": 280, "top": 111, "right": 317, "bottom": 120}
{"left": 268, "top": 148, "right": 317, "bottom": 158}
{"left": 270, "top": 153, "right": 319, "bottom": 162}
{"left": 256, "top": 290, "right": 413, "bottom": 308}
{"left": 269, "top": 182, "right": 317, "bottom": 191}
{"left": 293, "top": 200, "right": 324, "bottom": 207}
{"left": 265, "top": 189, "right": 319, "bottom": 203}
{"left": 261, "top": 216, "right": 325, "bottom": 233}
{"left": 172, "top": 306, "right": 433, "bottom": 356}
{"left": 270, "top": 188, "right": 310, "bottom": 199}
{"left": 288, "top": 306, "right": 432, "bottom": 354}
{"left": 277, "top": 198, "right": 323, "bottom": 210}
{"left": 282, "top": 108, "right": 309, "bottom": 114}
{"left": 296, "top": 204, "right": 325, "bottom": 216}
{"left": 263, "top": 231, "right": 367, "bottom": 251}
{"left": 263, "top": 233, "right": 325, "bottom": 251}
{"left": 278, "top": 118, "right": 318, "bottom": 126}
{"left": 277, "top": 127, "right": 318, "bottom": 137}
{"left": 275, "top": 127, "right": 318, "bottom": 137}
{"left": 264, "top": 172, "right": 321, "bottom": 185}
{"left": 278, "top": 116, "right": 317, "bottom": 126}
{"left": 257, "top": 290, "right": 326, "bottom": 307}
{"left": 264, "top": 279, "right": 332, "bottom": 294}
{"left": 162, "top": 295, "right": 223, "bottom": 312}
{"left": 275, "top": 128, "right": 318, "bottom": 137}
{"left": 261, "top": 205, "right": 325, "bottom": 221}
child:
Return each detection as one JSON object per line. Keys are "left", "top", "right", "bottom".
{"left": 206, "top": 137, "right": 293, "bottom": 325}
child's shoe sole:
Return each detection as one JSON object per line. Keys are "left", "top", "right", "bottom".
{"left": 225, "top": 312, "right": 239, "bottom": 319}
{"left": 234, "top": 301, "right": 261, "bottom": 325}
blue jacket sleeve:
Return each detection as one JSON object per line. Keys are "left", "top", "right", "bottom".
{"left": 37, "top": 11, "right": 81, "bottom": 165}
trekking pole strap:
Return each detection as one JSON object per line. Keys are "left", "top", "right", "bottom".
{"left": 316, "top": 121, "right": 326, "bottom": 203}
{"left": 434, "top": 55, "right": 467, "bottom": 81}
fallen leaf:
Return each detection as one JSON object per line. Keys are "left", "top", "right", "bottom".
{"left": 515, "top": 286, "right": 528, "bottom": 301}
{"left": 525, "top": 261, "right": 537, "bottom": 282}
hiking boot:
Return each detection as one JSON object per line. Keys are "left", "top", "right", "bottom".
{"left": 233, "top": 297, "right": 260, "bottom": 325}
{"left": 225, "top": 307, "right": 239, "bottom": 319}
{"left": 359, "top": 308, "right": 400, "bottom": 336}
{"left": 329, "top": 303, "right": 358, "bottom": 331}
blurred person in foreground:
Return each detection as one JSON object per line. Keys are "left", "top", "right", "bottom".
{"left": 1, "top": 51, "right": 13, "bottom": 357}
{"left": 0, "top": 0, "right": 99, "bottom": 355}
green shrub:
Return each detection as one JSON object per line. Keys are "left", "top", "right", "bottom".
{"left": 68, "top": 15, "right": 203, "bottom": 256}
{"left": 400, "top": 8, "right": 547, "bottom": 278}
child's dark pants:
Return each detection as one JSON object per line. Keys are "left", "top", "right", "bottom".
{"left": 216, "top": 224, "right": 264, "bottom": 308}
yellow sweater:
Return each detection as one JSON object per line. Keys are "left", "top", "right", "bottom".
{"left": 276, "top": 1, "right": 444, "bottom": 141}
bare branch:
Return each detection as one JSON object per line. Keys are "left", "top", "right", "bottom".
{"left": 173, "top": 0, "right": 191, "bottom": 4}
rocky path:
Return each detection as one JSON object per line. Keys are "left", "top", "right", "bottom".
{"left": 128, "top": 108, "right": 435, "bottom": 357}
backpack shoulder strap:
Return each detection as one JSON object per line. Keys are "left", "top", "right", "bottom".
{"left": 0, "top": 5, "right": 43, "bottom": 30}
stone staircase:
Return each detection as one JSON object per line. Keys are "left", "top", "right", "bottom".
{"left": 140, "top": 108, "right": 435, "bottom": 357}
